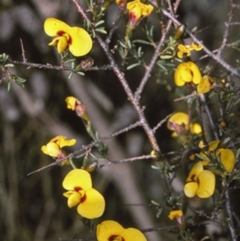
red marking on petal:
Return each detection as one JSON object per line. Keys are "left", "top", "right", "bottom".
{"left": 74, "top": 186, "right": 82, "bottom": 192}
{"left": 190, "top": 174, "right": 196, "bottom": 181}
{"left": 108, "top": 235, "right": 124, "bottom": 241}
{"left": 57, "top": 30, "right": 65, "bottom": 36}
{"left": 68, "top": 36, "right": 72, "bottom": 45}
{"left": 81, "top": 194, "right": 86, "bottom": 203}
{"left": 129, "top": 12, "right": 137, "bottom": 24}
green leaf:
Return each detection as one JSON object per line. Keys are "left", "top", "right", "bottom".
{"left": 127, "top": 62, "right": 141, "bottom": 70}
{"left": 133, "top": 39, "right": 152, "bottom": 46}
{"left": 95, "top": 20, "right": 105, "bottom": 27}
{"left": 4, "top": 63, "right": 14, "bottom": 68}
{"left": 95, "top": 28, "right": 107, "bottom": 34}
{"left": 68, "top": 72, "right": 73, "bottom": 79}
{"left": 7, "top": 81, "right": 11, "bottom": 91}
{"left": 159, "top": 55, "right": 173, "bottom": 59}
{"left": 76, "top": 71, "right": 85, "bottom": 76}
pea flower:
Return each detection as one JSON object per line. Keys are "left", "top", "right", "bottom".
{"left": 174, "top": 61, "right": 202, "bottom": 87}
{"left": 41, "top": 135, "right": 76, "bottom": 165}
{"left": 97, "top": 220, "right": 147, "bottom": 241}
{"left": 168, "top": 209, "right": 183, "bottom": 220}
{"left": 177, "top": 43, "right": 203, "bottom": 59}
{"left": 184, "top": 161, "right": 215, "bottom": 198}
{"left": 200, "top": 140, "right": 235, "bottom": 173}
{"left": 126, "top": 0, "right": 154, "bottom": 28}
{"left": 65, "top": 96, "right": 89, "bottom": 121}
{"left": 167, "top": 112, "right": 202, "bottom": 137}
{"left": 168, "top": 210, "right": 184, "bottom": 228}
{"left": 63, "top": 169, "right": 105, "bottom": 219}
{"left": 44, "top": 18, "right": 92, "bottom": 57}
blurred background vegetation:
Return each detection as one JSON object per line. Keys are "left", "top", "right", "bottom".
{"left": 1, "top": 0, "right": 240, "bottom": 241}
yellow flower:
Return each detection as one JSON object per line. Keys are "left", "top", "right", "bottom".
{"left": 177, "top": 43, "right": 203, "bottom": 59}
{"left": 168, "top": 210, "right": 184, "bottom": 228}
{"left": 63, "top": 169, "right": 105, "bottom": 219}
{"left": 97, "top": 220, "right": 147, "bottom": 241}
{"left": 41, "top": 135, "right": 76, "bottom": 157}
{"left": 197, "top": 75, "right": 213, "bottom": 94}
{"left": 65, "top": 96, "right": 89, "bottom": 121}
{"left": 167, "top": 112, "right": 202, "bottom": 137}
{"left": 126, "top": 0, "right": 153, "bottom": 27}
{"left": 184, "top": 161, "right": 215, "bottom": 198}
{"left": 50, "top": 135, "right": 76, "bottom": 148}
{"left": 44, "top": 18, "right": 92, "bottom": 57}
{"left": 200, "top": 140, "right": 235, "bottom": 173}
{"left": 174, "top": 61, "right": 202, "bottom": 87}
{"left": 168, "top": 210, "right": 183, "bottom": 220}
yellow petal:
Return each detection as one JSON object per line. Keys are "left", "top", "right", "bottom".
{"left": 97, "top": 220, "right": 124, "bottom": 241}
{"left": 62, "top": 169, "right": 92, "bottom": 191}
{"left": 168, "top": 210, "right": 183, "bottom": 220}
{"left": 48, "top": 135, "right": 76, "bottom": 148}
{"left": 122, "top": 228, "right": 147, "bottom": 241}
{"left": 197, "top": 170, "right": 215, "bottom": 198}
{"left": 190, "top": 123, "right": 202, "bottom": 134}
{"left": 188, "top": 62, "right": 202, "bottom": 84}
{"left": 63, "top": 190, "right": 74, "bottom": 198}
{"left": 44, "top": 18, "right": 70, "bottom": 36}
{"left": 177, "top": 51, "right": 184, "bottom": 59}
{"left": 186, "top": 161, "right": 204, "bottom": 182}
{"left": 184, "top": 182, "right": 198, "bottom": 198}
{"left": 48, "top": 36, "right": 60, "bottom": 46}
{"left": 174, "top": 63, "right": 193, "bottom": 86}
{"left": 197, "top": 75, "right": 212, "bottom": 94}
{"left": 77, "top": 188, "right": 105, "bottom": 219}
{"left": 68, "top": 27, "right": 93, "bottom": 56}
{"left": 141, "top": 4, "right": 154, "bottom": 17}
{"left": 167, "top": 112, "right": 189, "bottom": 130}
{"left": 67, "top": 192, "right": 82, "bottom": 208}
{"left": 56, "top": 35, "right": 69, "bottom": 53}
{"left": 127, "top": 0, "right": 153, "bottom": 23}
{"left": 174, "top": 61, "right": 202, "bottom": 86}
{"left": 49, "top": 135, "right": 76, "bottom": 148}
{"left": 191, "top": 43, "right": 203, "bottom": 51}
{"left": 209, "top": 140, "right": 220, "bottom": 152}
{"left": 65, "top": 96, "right": 79, "bottom": 110}
{"left": 41, "top": 142, "right": 60, "bottom": 157}
{"left": 220, "top": 149, "right": 235, "bottom": 172}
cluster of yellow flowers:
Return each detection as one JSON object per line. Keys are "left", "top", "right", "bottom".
{"left": 174, "top": 61, "right": 213, "bottom": 94}
{"left": 167, "top": 112, "right": 235, "bottom": 199}
{"left": 41, "top": 94, "right": 147, "bottom": 240}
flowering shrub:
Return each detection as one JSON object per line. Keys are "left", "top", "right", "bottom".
{"left": 1, "top": 1, "right": 240, "bottom": 241}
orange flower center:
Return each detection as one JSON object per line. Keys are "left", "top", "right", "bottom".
{"left": 57, "top": 30, "right": 72, "bottom": 44}
{"left": 74, "top": 186, "right": 86, "bottom": 202}
{"left": 109, "top": 235, "right": 124, "bottom": 241}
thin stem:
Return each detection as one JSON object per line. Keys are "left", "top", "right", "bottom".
{"left": 225, "top": 187, "right": 237, "bottom": 241}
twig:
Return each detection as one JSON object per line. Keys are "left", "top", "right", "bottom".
{"left": 105, "top": 9, "right": 125, "bottom": 44}
{"left": 153, "top": 113, "right": 172, "bottom": 133}
{"left": 20, "top": 39, "right": 27, "bottom": 63}
{"left": 99, "top": 154, "right": 153, "bottom": 167}
{"left": 216, "top": 0, "right": 233, "bottom": 57}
